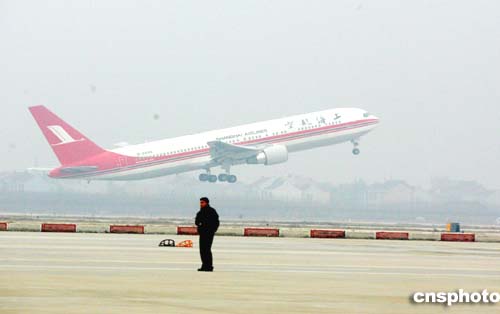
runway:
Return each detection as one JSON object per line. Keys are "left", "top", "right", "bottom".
{"left": 1, "top": 232, "right": 499, "bottom": 313}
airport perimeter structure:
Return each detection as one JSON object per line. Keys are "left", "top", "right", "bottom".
{"left": 1, "top": 215, "right": 500, "bottom": 242}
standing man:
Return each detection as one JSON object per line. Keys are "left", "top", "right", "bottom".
{"left": 195, "top": 197, "right": 220, "bottom": 272}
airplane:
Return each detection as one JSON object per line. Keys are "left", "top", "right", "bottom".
{"left": 29, "top": 105, "right": 380, "bottom": 183}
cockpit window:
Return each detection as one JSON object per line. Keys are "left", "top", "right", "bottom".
{"left": 363, "top": 112, "right": 370, "bottom": 118}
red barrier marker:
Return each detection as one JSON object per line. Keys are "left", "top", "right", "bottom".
{"left": 310, "top": 229, "right": 345, "bottom": 238}
{"left": 441, "top": 233, "right": 475, "bottom": 242}
{"left": 376, "top": 231, "right": 409, "bottom": 240}
{"left": 0, "top": 222, "right": 7, "bottom": 231}
{"left": 177, "top": 226, "right": 199, "bottom": 235}
{"left": 244, "top": 227, "right": 279, "bottom": 237}
{"left": 109, "top": 225, "right": 144, "bottom": 234}
{"left": 41, "top": 223, "right": 76, "bottom": 233}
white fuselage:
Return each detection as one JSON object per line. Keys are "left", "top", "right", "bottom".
{"left": 94, "top": 108, "right": 379, "bottom": 180}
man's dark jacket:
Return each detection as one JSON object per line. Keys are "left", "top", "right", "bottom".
{"left": 195, "top": 206, "right": 220, "bottom": 235}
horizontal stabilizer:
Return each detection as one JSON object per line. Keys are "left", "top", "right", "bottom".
{"left": 26, "top": 167, "right": 53, "bottom": 175}
{"left": 59, "top": 166, "right": 99, "bottom": 174}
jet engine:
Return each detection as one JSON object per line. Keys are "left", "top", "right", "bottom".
{"left": 246, "top": 145, "right": 288, "bottom": 165}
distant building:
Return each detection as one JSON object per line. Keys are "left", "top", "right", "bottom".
{"left": 430, "top": 178, "right": 492, "bottom": 203}
{"left": 300, "top": 183, "right": 330, "bottom": 204}
{"left": 330, "top": 180, "right": 368, "bottom": 209}
{"left": 265, "top": 177, "right": 304, "bottom": 202}
{"left": 368, "top": 180, "right": 416, "bottom": 207}
{"left": 485, "top": 190, "right": 500, "bottom": 206}
{"left": 251, "top": 175, "right": 330, "bottom": 204}
{"left": 248, "top": 177, "right": 274, "bottom": 200}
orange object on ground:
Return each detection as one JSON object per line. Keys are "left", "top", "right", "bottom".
{"left": 176, "top": 240, "right": 193, "bottom": 248}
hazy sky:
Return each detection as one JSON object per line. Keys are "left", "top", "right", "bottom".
{"left": 1, "top": 1, "right": 499, "bottom": 188}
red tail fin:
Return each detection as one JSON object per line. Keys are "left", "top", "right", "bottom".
{"left": 29, "top": 105, "right": 105, "bottom": 165}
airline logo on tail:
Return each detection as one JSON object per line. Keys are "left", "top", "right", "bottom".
{"left": 47, "top": 125, "right": 84, "bottom": 146}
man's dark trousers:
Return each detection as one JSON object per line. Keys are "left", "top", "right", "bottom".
{"left": 199, "top": 231, "right": 215, "bottom": 270}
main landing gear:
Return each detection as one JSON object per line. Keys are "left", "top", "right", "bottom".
{"left": 198, "top": 169, "right": 237, "bottom": 183}
{"left": 217, "top": 173, "right": 237, "bottom": 183}
{"left": 199, "top": 173, "right": 218, "bottom": 183}
{"left": 351, "top": 139, "right": 360, "bottom": 155}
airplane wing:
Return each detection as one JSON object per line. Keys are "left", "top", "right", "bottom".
{"left": 207, "top": 141, "right": 261, "bottom": 163}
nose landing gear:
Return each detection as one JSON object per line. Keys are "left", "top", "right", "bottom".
{"left": 351, "top": 139, "right": 360, "bottom": 155}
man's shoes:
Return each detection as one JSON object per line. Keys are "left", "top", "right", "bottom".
{"left": 197, "top": 267, "right": 214, "bottom": 272}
